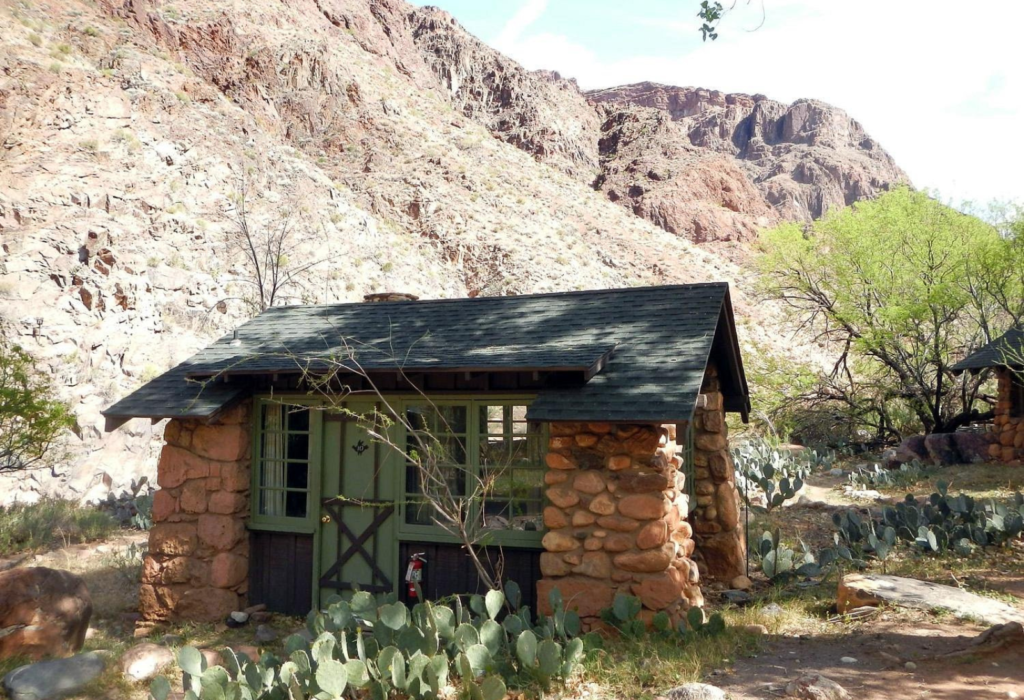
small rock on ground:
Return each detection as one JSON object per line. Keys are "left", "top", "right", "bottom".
{"left": 730, "top": 575, "right": 752, "bottom": 591}
{"left": 2, "top": 652, "right": 106, "bottom": 700}
{"left": 741, "top": 624, "right": 768, "bottom": 636}
{"left": 785, "top": 673, "right": 850, "bottom": 699}
{"left": 722, "top": 590, "right": 753, "bottom": 605}
{"left": 254, "top": 625, "right": 278, "bottom": 644}
{"left": 121, "top": 643, "right": 174, "bottom": 682}
{"left": 839, "top": 656, "right": 857, "bottom": 664}
{"left": 660, "top": 682, "right": 727, "bottom": 700}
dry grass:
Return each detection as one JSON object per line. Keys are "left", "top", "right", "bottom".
{"left": 0, "top": 499, "right": 119, "bottom": 556}
{"left": 873, "top": 462, "right": 1024, "bottom": 501}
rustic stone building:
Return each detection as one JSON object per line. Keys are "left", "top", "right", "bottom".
{"left": 953, "top": 327, "right": 1024, "bottom": 464}
{"left": 103, "top": 284, "right": 750, "bottom": 625}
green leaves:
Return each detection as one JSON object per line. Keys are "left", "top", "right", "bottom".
{"left": 178, "top": 646, "right": 205, "bottom": 677}
{"left": 484, "top": 589, "right": 504, "bottom": 620}
{"left": 0, "top": 327, "right": 74, "bottom": 475}
{"left": 156, "top": 581, "right": 611, "bottom": 700}
{"left": 757, "top": 186, "right": 1024, "bottom": 442}
{"left": 314, "top": 659, "right": 348, "bottom": 697}
{"left": 378, "top": 602, "right": 408, "bottom": 630}
{"left": 150, "top": 676, "right": 171, "bottom": 700}
{"left": 516, "top": 629, "right": 538, "bottom": 667}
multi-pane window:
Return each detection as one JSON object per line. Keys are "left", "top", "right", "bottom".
{"left": 402, "top": 401, "right": 545, "bottom": 534}
{"left": 478, "top": 405, "right": 544, "bottom": 531}
{"left": 257, "top": 403, "right": 311, "bottom": 519}
{"left": 404, "top": 404, "right": 469, "bottom": 526}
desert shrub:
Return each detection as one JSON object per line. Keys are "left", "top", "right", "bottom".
{"left": 0, "top": 498, "right": 118, "bottom": 555}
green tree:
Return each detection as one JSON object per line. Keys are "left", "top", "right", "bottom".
{"left": 0, "top": 325, "right": 74, "bottom": 473}
{"left": 758, "top": 187, "right": 1024, "bottom": 439}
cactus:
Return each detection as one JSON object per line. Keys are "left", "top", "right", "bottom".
{"left": 732, "top": 437, "right": 812, "bottom": 513}
{"left": 154, "top": 582, "right": 628, "bottom": 700}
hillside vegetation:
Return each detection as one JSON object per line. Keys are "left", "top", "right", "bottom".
{"left": 1, "top": 0, "right": 906, "bottom": 496}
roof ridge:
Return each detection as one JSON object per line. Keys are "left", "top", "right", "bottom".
{"left": 256, "top": 282, "right": 729, "bottom": 314}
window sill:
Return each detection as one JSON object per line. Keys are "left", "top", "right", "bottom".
{"left": 247, "top": 519, "right": 316, "bottom": 535}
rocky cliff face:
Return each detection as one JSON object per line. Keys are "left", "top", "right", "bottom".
{"left": 410, "top": 6, "right": 602, "bottom": 181}
{"left": 588, "top": 82, "right": 909, "bottom": 225}
{"left": 0, "top": 0, "right": 745, "bottom": 502}
{"left": 0, "top": 0, "right": 903, "bottom": 502}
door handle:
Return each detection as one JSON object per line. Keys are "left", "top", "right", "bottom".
{"left": 321, "top": 514, "right": 332, "bottom": 524}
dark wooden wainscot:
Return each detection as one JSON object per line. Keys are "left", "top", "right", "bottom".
{"left": 249, "top": 531, "right": 314, "bottom": 616}
{"left": 398, "top": 542, "right": 541, "bottom": 610}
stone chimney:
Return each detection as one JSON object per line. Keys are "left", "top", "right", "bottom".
{"left": 362, "top": 292, "right": 420, "bottom": 303}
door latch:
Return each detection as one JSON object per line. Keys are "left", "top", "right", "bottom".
{"left": 321, "top": 514, "right": 332, "bottom": 524}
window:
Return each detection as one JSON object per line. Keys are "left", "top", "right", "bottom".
{"left": 401, "top": 401, "right": 545, "bottom": 537}
{"left": 478, "top": 405, "right": 544, "bottom": 531}
{"left": 404, "top": 403, "right": 469, "bottom": 526}
{"left": 255, "top": 403, "right": 312, "bottom": 520}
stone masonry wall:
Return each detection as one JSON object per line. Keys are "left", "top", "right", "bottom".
{"left": 537, "top": 421, "right": 701, "bottom": 628}
{"left": 139, "top": 401, "right": 252, "bottom": 622}
{"left": 689, "top": 365, "right": 745, "bottom": 582}
{"left": 990, "top": 368, "right": 1024, "bottom": 464}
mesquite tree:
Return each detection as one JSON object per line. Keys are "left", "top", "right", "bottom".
{"left": 758, "top": 187, "right": 1024, "bottom": 438}
{"left": 0, "top": 325, "right": 73, "bottom": 473}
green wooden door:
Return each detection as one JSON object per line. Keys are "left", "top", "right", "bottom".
{"left": 318, "top": 402, "right": 400, "bottom": 604}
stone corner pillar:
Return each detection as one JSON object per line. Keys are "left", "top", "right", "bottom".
{"left": 690, "top": 364, "right": 746, "bottom": 582}
{"left": 538, "top": 421, "right": 701, "bottom": 629}
{"left": 992, "top": 368, "right": 1024, "bottom": 464}
{"left": 140, "top": 400, "right": 253, "bottom": 622}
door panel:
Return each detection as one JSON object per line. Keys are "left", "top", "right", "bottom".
{"left": 318, "top": 403, "right": 399, "bottom": 604}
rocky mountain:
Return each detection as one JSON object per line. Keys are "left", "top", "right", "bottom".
{"left": 588, "top": 83, "right": 909, "bottom": 236}
{"left": 0, "top": 0, "right": 904, "bottom": 502}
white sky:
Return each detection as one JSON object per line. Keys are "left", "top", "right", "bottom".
{"left": 476, "top": 0, "right": 1024, "bottom": 205}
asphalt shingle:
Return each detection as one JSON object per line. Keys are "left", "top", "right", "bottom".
{"left": 951, "top": 327, "right": 1024, "bottom": 372}
{"left": 102, "top": 283, "right": 747, "bottom": 424}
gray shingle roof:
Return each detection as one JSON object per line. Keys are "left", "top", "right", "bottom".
{"left": 103, "top": 283, "right": 748, "bottom": 425}
{"left": 951, "top": 327, "right": 1024, "bottom": 372}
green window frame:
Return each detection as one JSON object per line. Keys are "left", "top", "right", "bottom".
{"left": 399, "top": 398, "right": 546, "bottom": 548}
{"left": 250, "top": 397, "right": 323, "bottom": 533}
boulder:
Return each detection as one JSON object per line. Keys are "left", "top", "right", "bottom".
{"left": 2, "top": 652, "right": 105, "bottom": 700}
{"left": 659, "top": 683, "right": 726, "bottom": 700}
{"left": 951, "top": 431, "right": 990, "bottom": 464}
{"left": 923, "top": 433, "right": 959, "bottom": 465}
{"left": 838, "top": 573, "right": 1024, "bottom": 625}
{"left": 120, "top": 643, "right": 174, "bottom": 681}
{"left": 0, "top": 568, "right": 92, "bottom": 661}
{"left": 893, "top": 435, "right": 928, "bottom": 465}
{"left": 695, "top": 529, "right": 745, "bottom": 581}
{"left": 784, "top": 673, "right": 849, "bottom": 699}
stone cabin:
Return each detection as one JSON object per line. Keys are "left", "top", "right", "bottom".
{"left": 102, "top": 284, "right": 750, "bottom": 628}
{"left": 952, "top": 326, "right": 1024, "bottom": 464}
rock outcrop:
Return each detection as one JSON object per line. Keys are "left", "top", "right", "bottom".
{"left": 0, "top": 0, "right": 904, "bottom": 499}
{"left": 588, "top": 82, "right": 908, "bottom": 229}
{"left": 0, "top": 568, "right": 93, "bottom": 661}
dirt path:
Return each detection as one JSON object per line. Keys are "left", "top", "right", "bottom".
{"left": 718, "top": 620, "right": 1024, "bottom": 699}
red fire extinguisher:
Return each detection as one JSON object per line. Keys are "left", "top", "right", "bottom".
{"left": 405, "top": 552, "right": 426, "bottom": 599}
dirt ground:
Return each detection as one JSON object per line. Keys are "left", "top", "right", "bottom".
{"left": 3, "top": 463, "right": 1023, "bottom": 699}
{"left": 719, "top": 619, "right": 1024, "bottom": 699}
{"left": 718, "top": 463, "right": 1024, "bottom": 700}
